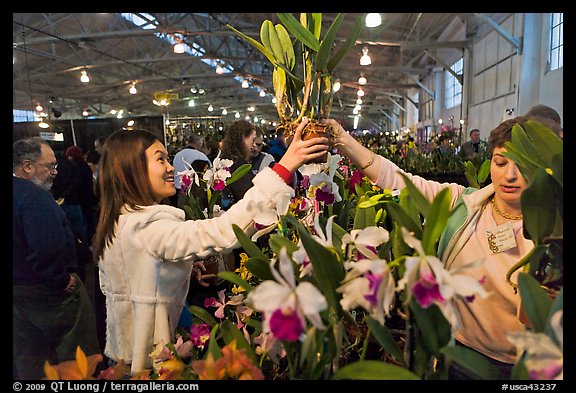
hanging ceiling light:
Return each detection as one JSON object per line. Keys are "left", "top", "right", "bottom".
{"left": 365, "top": 13, "right": 382, "bottom": 28}
{"left": 357, "top": 88, "right": 365, "bottom": 97}
{"left": 242, "top": 79, "right": 249, "bottom": 88}
{"left": 333, "top": 79, "right": 341, "bottom": 92}
{"left": 129, "top": 82, "right": 138, "bottom": 95}
{"left": 80, "top": 69, "right": 90, "bottom": 83}
{"left": 207, "top": 104, "right": 213, "bottom": 112}
{"left": 215, "top": 63, "right": 225, "bottom": 74}
{"left": 360, "top": 47, "right": 372, "bottom": 66}
{"left": 358, "top": 75, "right": 367, "bottom": 85}
{"left": 173, "top": 36, "right": 185, "bottom": 54}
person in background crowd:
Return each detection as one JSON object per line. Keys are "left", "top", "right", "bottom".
{"left": 220, "top": 120, "right": 259, "bottom": 210}
{"left": 171, "top": 134, "right": 211, "bottom": 208}
{"left": 459, "top": 128, "right": 487, "bottom": 161}
{"left": 325, "top": 116, "right": 537, "bottom": 379}
{"left": 250, "top": 127, "right": 275, "bottom": 176}
{"left": 50, "top": 150, "right": 89, "bottom": 274}
{"left": 91, "top": 119, "right": 328, "bottom": 375}
{"left": 13, "top": 136, "right": 100, "bottom": 380}
{"left": 267, "top": 128, "right": 288, "bottom": 162}
{"left": 524, "top": 104, "right": 563, "bottom": 138}
{"left": 66, "top": 145, "right": 98, "bottom": 242}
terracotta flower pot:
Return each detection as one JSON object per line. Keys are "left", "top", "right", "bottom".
{"left": 302, "top": 122, "right": 333, "bottom": 163}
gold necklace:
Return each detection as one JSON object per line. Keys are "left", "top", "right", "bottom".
{"left": 491, "top": 198, "right": 523, "bottom": 220}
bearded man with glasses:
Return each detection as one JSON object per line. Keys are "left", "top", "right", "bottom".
{"left": 12, "top": 136, "right": 100, "bottom": 379}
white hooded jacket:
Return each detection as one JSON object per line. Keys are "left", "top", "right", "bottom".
{"left": 98, "top": 167, "right": 294, "bottom": 374}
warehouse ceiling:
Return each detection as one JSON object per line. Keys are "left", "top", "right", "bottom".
{"left": 13, "top": 13, "right": 509, "bottom": 130}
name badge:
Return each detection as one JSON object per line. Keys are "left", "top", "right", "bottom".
{"left": 486, "top": 221, "right": 517, "bottom": 253}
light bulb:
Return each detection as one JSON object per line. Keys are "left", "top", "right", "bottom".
{"left": 360, "top": 47, "right": 371, "bottom": 66}
{"left": 333, "top": 80, "right": 341, "bottom": 92}
{"left": 259, "top": 90, "right": 266, "bottom": 97}
{"left": 215, "top": 64, "right": 225, "bottom": 74}
{"left": 357, "top": 88, "right": 365, "bottom": 97}
{"left": 358, "top": 76, "right": 367, "bottom": 85}
{"left": 365, "top": 13, "right": 382, "bottom": 28}
{"left": 80, "top": 70, "right": 90, "bottom": 83}
{"left": 129, "top": 84, "right": 137, "bottom": 94}
{"left": 208, "top": 104, "right": 213, "bottom": 112}
{"left": 242, "top": 79, "right": 249, "bottom": 88}
{"left": 173, "top": 40, "right": 185, "bottom": 54}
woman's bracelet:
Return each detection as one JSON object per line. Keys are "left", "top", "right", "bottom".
{"left": 360, "top": 151, "right": 376, "bottom": 170}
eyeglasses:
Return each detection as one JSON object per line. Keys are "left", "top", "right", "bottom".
{"left": 31, "top": 161, "right": 58, "bottom": 171}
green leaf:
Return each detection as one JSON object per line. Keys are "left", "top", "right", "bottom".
{"left": 421, "top": 187, "right": 452, "bottom": 255}
{"left": 296, "top": 221, "right": 344, "bottom": 312}
{"left": 315, "top": 13, "right": 344, "bottom": 72}
{"left": 398, "top": 173, "right": 430, "bottom": 217}
{"left": 227, "top": 163, "right": 252, "bottom": 185}
{"left": 478, "top": 158, "right": 491, "bottom": 184}
{"left": 518, "top": 272, "right": 553, "bottom": 332}
{"left": 189, "top": 304, "right": 218, "bottom": 327}
{"left": 332, "top": 360, "right": 420, "bottom": 380}
{"left": 276, "top": 13, "right": 320, "bottom": 51}
{"left": 441, "top": 345, "right": 503, "bottom": 379}
{"left": 386, "top": 203, "right": 422, "bottom": 238}
{"left": 353, "top": 195, "right": 376, "bottom": 229}
{"left": 327, "top": 15, "right": 363, "bottom": 73}
{"left": 245, "top": 257, "right": 274, "bottom": 281}
{"left": 220, "top": 319, "right": 257, "bottom": 364}
{"left": 226, "top": 24, "right": 277, "bottom": 64}
{"left": 463, "top": 161, "right": 479, "bottom": 188}
{"left": 366, "top": 316, "right": 405, "bottom": 366}
{"left": 268, "top": 234, "right": 298, "bottom": 255}
{"left": 409, "top": 299, "right": 451, "bottom": 354}
{"left": 207, "top": 324, "right": 221, "bottom": 360}
{"left": 232, "top": 224, "right": 268, "bottom": 260}
{"left": 217, "top": 271, "right": 253, "bottom": 293}
{"left": 521, "top": 168, "right": 557, "bottom": 244}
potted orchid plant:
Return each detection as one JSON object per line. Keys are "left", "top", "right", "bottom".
{"left": 227, "top": 13, "right": 362, "bottom": 148}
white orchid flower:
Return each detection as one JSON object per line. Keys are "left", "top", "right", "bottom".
{"left": 247, "top": 247, "right": 327, "bottom": 341}
{"left": 311, "top": 214, "right": 335, "bottom": 248}
{"left": 506, "top": 310, "right": 563, "bottom": 380}
{"left": 202, "top": 150, "right": 232, "bottom": 190}
{"left": 251, "top": 192, "right": 292, "bottom": 241}
{"left": 342, "top": 226, "right": 390, "bottom": 261}
{"left": 337, "top": 258, "right": 396, "bottom": 325}
{"left": 177, "top": 157, "right": 200, "bottom": 191}
{"left": 292, "top": 240, "right": 313, "bottom": 278}
{"left": 396, "top": 228, "right": 489, "bottom": 330}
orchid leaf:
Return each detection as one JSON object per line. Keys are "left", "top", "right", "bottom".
{"left": 207, "top": 324, "right": 221, "bottom": 360}
{"left": 398, "top": 173, "right": 430, "bottom": 217}
{"left": 226, "top": 24, "right": 277, "bottom": 64}
{"left": 276, "top": 13, "right": 320, "bottom": 51}
{"left": 518, "top": 272, "right": 553, "bottom": 333}
{"left": 294, "top": 219, "right": 344, "bottom": 312}
{"left": 327, "top": 14, "right": 363, "bottom": 73}
{"left": 421, "top": 187, "right": 452, "bottom": 256}
{"left": 217, "top": 271, "right": 253, "bottom": 294}
{"left": 227, "top": 163, "right": 252, "bottom": 184}
{"left": 332, "top": 360, "right": 420, "bottom": 380}
{"left": 441, "top": 345, "right": 503, "bottom": 379}
{"left": 189, "top": 305, "right": 218, "bottom": 327}
{"left": 316, "top": 13, "right": 344, "bottom": 72}
{"left": 245, "top": 257, "right": 274, "bottom": 281}
{"left": 220, "top": 319, "right": 258, "bottom": 364}
{"left": 521, "top": 168, "right": 556, "bottom": 244}
{"left": 366, "top": 316, "right": 405, "bottom": 366}
{"left": 232, "top": 224, "right": 268, "bottom": 261}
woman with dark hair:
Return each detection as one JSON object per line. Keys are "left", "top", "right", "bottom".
{"left": 92, "top": 119, "right": 328, "bottom": 375}
{"left": 219, "top": 120, "right": 259, "bottom": 209}
{"left": 325, "top": 116, "right": 540, "bottom": 379}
